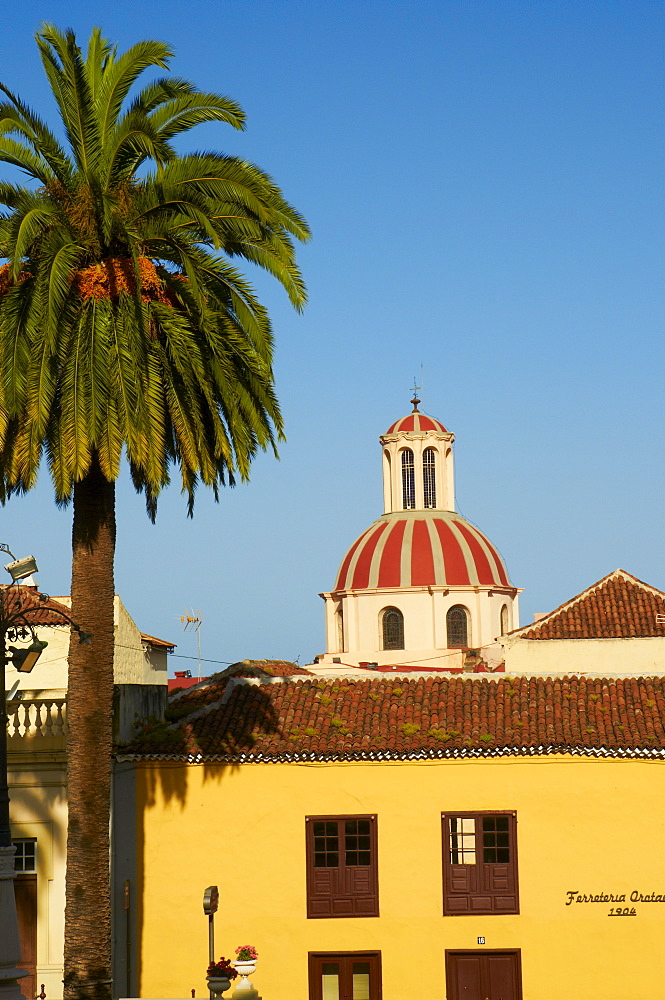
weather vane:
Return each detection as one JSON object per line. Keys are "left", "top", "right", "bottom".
{"left": 411, "top": 367, "right": 424, "bottom": 411}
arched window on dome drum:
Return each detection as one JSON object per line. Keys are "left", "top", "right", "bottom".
{"left": 336, "top": 605, "right": 344, "bottom": 652}
{"left": 381, "top": 607, "right": 404, "bottom": 650}
{"left": 384, "top": 449, "right": 392, "bottom": 510}
{"left": 500, "top": 604, "right": 509, "bottom": 636}
{"left": 447, "top": 605, "right": 469, "bottom": 648}
{"left": 401, "top": 449, "right": 415, "bottom": 510}
{"left": 423, "top": 448, "right": 436, "bottom": 508}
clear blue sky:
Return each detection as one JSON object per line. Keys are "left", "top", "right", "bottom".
{"left": 1, "top": 1, "right": 663, "bottom": 671}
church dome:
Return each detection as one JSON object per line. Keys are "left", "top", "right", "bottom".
{"left": 314, "top": 398, "right": 519, "bottom": 670}
{"left": 334, "top": 509, "right": 511, "bottom": 592}
{"left": 385, "top": 411, "right": 447, "bottom": 435}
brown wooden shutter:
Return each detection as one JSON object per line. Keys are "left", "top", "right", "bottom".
{"left": 306, "top": 816, "right": 379, "bottom": 918}
{"left": 481, "top": 813, "right": 519, "bottom": 913}
{"left": 442, "top": 813, "right": 519, "bottom": 916}
{"left": 445, "top": 858, "right": 477, "bottom": 913}
{"left": 308, "top": 865, "right": 338, "bottom": 917}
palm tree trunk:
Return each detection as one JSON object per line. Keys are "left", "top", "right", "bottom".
{"left": 64, "top": 453, "right": 115, "bottom": 1000}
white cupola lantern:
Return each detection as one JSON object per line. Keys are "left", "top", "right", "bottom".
{"left": 312, "top": 398, "right": 521, "bottom": 672}
{"left": 380, "top": 395, "right": 456, "bottom": 514}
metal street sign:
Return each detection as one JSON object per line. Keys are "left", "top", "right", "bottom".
{"left": 203, "top": 885, "right": 219, "bottom": 916}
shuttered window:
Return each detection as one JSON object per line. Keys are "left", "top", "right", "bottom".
{"left": 442, "top": 812, "right": 519, "bottom": 915}
{"left": 308, "top": 952, "right": 382, "bottom": 1000}
{"left": 306, "top": 816, "right": 379, "bottom": 918}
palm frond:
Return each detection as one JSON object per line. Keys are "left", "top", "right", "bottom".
{"left": 149, "top": 91, "right": 245, "bottom": 139}
{"left": 84, "top": 27, "right": 116, "bottom": 103}
{"left": 0, "top": 279, "right": 35, "bottom": 414}
{"left": 9, "top": 201, "right": 58, "bottom": 272}
{"left": 129, "top": 76, "right": 197, "bottom": 116}
{"left": 0, "top": 88, "right": 72, "bottom": 183}
{"left": 102, "top": 111, "right": 173, "bottom": 184}
{"left": 45, "top": 241, "right": 85, "bottom": 337}
{"left": 0, "top": 182, "right": 27, "bottom": 209}
{"left": 0, "top": 136, "right": 57, "bottom": 184}
{"left": 97, "top": 39, "right": 173, "bottom": 142}
{"left": 37, "top": 24, "right": 102, "bottom": 176}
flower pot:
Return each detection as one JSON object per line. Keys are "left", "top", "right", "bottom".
{"left": 234, "top": 961, "right": 257, "bottom": 979}
{"left": 207, "top": 975, "right": 233, "bottom": 996}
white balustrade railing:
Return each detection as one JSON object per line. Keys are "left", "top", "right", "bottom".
{"left": 7, "top": 698, "right": 67, "bottom": 739}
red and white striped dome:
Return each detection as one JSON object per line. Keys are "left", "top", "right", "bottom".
{"left": 334, "top": 510, "right": 511, "bottom": 592}
{"left": 385, "top": 411, "right": 447, "bottom": 435}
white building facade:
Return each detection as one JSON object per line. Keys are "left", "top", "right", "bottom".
{"left": 6, "top": 591, "right": 172, "bottom": 1000}
{"left": 314, "top": 399, "right": 520, "bottom": 670}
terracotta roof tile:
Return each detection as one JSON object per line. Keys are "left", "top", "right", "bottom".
{"left": 0, "top": 585, "right": 74, "bottom": 628}
{"left": 510, "top": 570, "right": 665, "bottom": 640}
{"left": 120, "top": 674, "right": 665, "bottom": 761}
{"left": 165, "top": 660, "right": 313, "bottom": 713}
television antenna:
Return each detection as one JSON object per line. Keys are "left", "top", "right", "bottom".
{"left": 180, "top": 609, "right": 203, "bottom": 678}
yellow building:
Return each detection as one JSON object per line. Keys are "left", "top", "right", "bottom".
{"left": 115, "top": 669, "right": 665, "bottom": 1000}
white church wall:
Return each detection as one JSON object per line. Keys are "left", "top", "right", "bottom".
{"left": 319, "top": 586, "right": 518, "bottom": 667}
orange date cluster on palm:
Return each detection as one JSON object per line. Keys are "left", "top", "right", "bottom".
{"left": 71, "top": 256, "right": 178, "bottom": 304}
{"left": 0, "top": 262, "right": 32, "bottom": 295}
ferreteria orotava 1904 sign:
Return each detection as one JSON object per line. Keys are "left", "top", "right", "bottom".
{"left": 565, "top": 890, "right": 665, "bottom": 916}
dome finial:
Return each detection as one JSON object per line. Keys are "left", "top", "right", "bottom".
{"left": 411, "top": 377, "right": 421, "bottom": 412}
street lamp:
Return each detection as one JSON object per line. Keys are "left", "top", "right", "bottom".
{"left": 0, "top": 545, "right": 90, "bottom": 1000}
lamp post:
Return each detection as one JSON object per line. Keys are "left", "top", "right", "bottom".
{"left": 0, "top": 546, "right": 90, "bottom": 1000}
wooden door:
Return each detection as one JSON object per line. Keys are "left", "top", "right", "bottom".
{"left": 14, "top": 874, "right": 37, "bottom": 1000}
{"left": 446, "top": 950, "right": 522, "bottom": 1000}
{"left": 309, "top": 952, "right": 381, "bottom": 1000}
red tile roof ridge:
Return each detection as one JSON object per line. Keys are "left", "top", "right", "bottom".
{"left": 121, "top": 673, "right": 665, "bottom": 761}
{"left": 221, "top": 658, "right": 313, "bottom": 677}
{"left": 169, "top": 660, "right": 311, "bottom": 703}
{"left": 506, "top": 569, "right": 665, "bottom": 640}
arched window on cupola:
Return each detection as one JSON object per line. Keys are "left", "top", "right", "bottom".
{"left": 447, "top": 605, "right": 469, "bottom": 648}
{"left": 500, "top": 604, "right": 509, "bottom": 636}
{"left": 381, "top": 607, "right": 404, "bottom": 650}
{"left": 423, "top": 447, "right": 436, "bottom": 508}
{"left": 384, "top": 449, "right": 392, "bottom": 510}
{"left": 401, "top": 449, "right": 415, "bottom": 509}
{"left": 336, "top": 605, "right": 344, "bottom": 652}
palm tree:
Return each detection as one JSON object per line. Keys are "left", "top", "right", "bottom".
{"left": 0, "top": 24, "right": 309, "bottom": 1000}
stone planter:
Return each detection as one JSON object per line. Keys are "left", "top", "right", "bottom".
{"left": 232, "top": 959, "right": 259, "bottom": 998}
{"left": 234, "top": 961, "right": 256, "bottom": 980}
{"left": 207, "top": 975, "right": 233, "bottom": 995}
